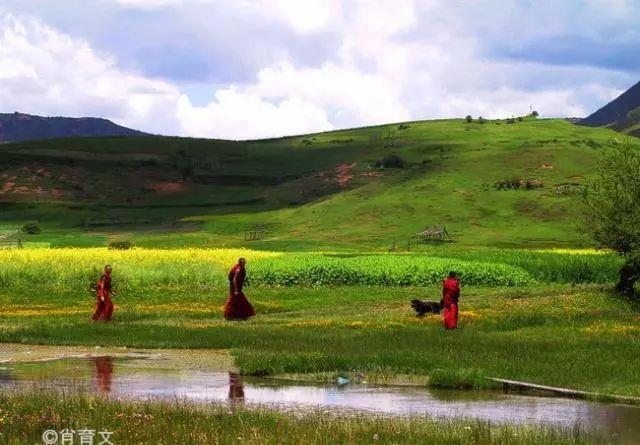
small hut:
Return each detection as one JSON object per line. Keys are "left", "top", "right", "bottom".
{"left": 415, "top": 225, "right": 450, "bottom": 243}
{"left": 85, "top": 211, "right": 122, "bottom": 228}
{"left": 244, "top": 224, "right": 267, "bottom": 241}
{"left": 0, "top": 238, "right": 23, "bottom": 249}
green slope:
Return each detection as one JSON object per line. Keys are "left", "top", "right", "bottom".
{"left": 0, "top": 117, "right": 637, "bottom": 249}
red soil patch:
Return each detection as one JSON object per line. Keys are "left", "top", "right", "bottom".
{"left": 149, "top": 181, "right": 187, "bottom": 194}
{"left": 335, "top": 163, "right": 356, "bottom": 187}
{"left": 1, "top": 182, "right": 15, "bottom": 193}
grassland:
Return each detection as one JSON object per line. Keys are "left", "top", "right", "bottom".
{"left": 1, "top": 119, "right": 639, "bottom": 443}
{"left": 1, "top": 117, "right": 639, "bottom": 249}
{"left": 0, "top": 248, "right": 637, "bottom": 397}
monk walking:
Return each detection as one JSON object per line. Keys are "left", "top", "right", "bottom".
{"left": 224, "top": 258, "right": 255, "bottom": 321}
{"left": 92, "top": 265, "right": 116, "bottom": 322}
{"left": 442, "top": 271, "right": 460, "bottom": 330}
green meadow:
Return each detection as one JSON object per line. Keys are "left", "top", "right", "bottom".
{"left": 2, "top": 117, "right": 638, "bottom": 249}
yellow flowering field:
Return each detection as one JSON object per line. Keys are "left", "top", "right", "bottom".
{"left": 0, "top": 248, "right": 281, "bottom": 290}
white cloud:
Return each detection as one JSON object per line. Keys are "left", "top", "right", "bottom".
{"left": 262, "top": 0, "right": 343, "bottom": 33}
{"left": 114, "top": 0, "right": 185, "bottom": 9}
{"left": 0, "top": 2, "right": 637, "bottom": 139}
{"left": 0, "top": 12, "right": 334, "bottom": 138}
{"left": 0, "top": 13, "right": 182, "bottom": 133}
{"left": 177, "top": 89, "right": 332, "bottom": 139}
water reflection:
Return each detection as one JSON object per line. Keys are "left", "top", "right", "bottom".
{"left": 0, "top": 366, "right": 13, "bottom": 384}
{"left": 228, "top": 372, "right": 245, "bottom": 402}
{"left": 2, "top": 357, "right": 639, "bottom": 444}
{"left": 93, "top": 356, "right": 113, "bottom": 394}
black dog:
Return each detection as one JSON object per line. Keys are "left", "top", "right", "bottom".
{"left": 410, "top": 299, "right": 443, "bottom": 317}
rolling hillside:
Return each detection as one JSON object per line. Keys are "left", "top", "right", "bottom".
{"left": 0, "top": 112, "right": 148, "bottom": 142}
{"left": 0, "top": 117, "right": 637, "bottom": 249}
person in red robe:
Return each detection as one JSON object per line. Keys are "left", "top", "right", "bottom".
{"left": 92, "top": 265, "right": 116, "bottom": 322}
{"left": 442, "top": 271, "right": 460, "bottom": 330}
{"left": 224, "top": 258, "right": 255, "bottom": 321}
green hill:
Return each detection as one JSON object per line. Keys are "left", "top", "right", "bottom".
{"left": 0, "top": 112, "right": 148, "bottom": 142}
{"left": 0, "top": 117, "right": 637, "bottom": 249}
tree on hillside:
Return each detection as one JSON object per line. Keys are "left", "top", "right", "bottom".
{"left": 465, "top": 115, "right": 473, "bottom": 123}
{"left": 531, "top": 110, "right": 539, "bottom": 118}
{"left": 581, "top": 143, "right": 640, "bottom": 297}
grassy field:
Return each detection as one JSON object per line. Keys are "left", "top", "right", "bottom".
{"left": 1, "top": 119, "right": 639, "bottom": 443}
{"left": 0, "top": 248, "right": 637, "bottom": 397}
{"left": 0, "top": 392, "right": 607, "bottom": 445}
{"left": 2, "top": 117, "right": 639, "bottom": 249}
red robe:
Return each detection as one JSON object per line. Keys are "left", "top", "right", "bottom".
{"left": 224, "top": 264, "right": 255, "bottom": 320}
{"left": 92, "top": 273, "right": 114, "bottom": 322}
{"left": 442, "top": 277, "right": 460, "bottom": 329}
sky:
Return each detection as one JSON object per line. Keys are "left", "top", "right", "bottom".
{"left": 0, "top": 0, "right": 639, "bottom": 140}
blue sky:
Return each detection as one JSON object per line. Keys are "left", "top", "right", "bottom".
{"left": 0, "top": 0, "right": 638, "bottom": 139}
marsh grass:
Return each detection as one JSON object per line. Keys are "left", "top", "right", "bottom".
{"left": 0, "top": 391, "right": 609, "bottom": 445}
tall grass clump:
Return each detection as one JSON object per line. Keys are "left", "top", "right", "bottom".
{"left": 0, "top": 391, "right": 609, "bottom": 445}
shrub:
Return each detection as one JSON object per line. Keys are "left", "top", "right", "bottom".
{"left": 494, "top": 178, "right": 543, "bottom": 190}
{"left": 20, "top": 222, "right": 41, "bottom": 235}
{"left": 108, "top": 240, "right": 133, "bottom": 250}
{"left": 374, "top": 154, "right": 406, "bottom": 169}
{"left": 478, "top": 116, "right": 485, "bottom": 124}
{"left": 531, "top": 110, "right": 539, "bottom": 118}
{"left": 465, "top": 115, "right": 473, "bottom": 123}
{"left": 506, "top": 117, "right": 516, "bottom": 124}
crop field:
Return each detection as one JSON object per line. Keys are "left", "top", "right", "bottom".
{"left": 0, "top": 247, "right": 623, "bottom": 292}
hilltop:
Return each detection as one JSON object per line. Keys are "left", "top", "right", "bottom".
{"left": 580, "top": 80, "right": 640, "bottom": 137}
{"left": 0, "top": 112, "right": 148, "bottom": 142}
{"left": 0, "top": 116, "right": 637, "bottom": 249}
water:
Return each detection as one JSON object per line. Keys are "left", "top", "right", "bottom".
{"left": 1, "top": 356, "right": 639, "bottom": 443}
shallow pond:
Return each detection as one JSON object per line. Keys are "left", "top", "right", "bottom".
{"left": 1, "top": 356, "right": 639, "bottom": 444}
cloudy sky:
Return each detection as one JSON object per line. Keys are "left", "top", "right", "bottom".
{"left": 1, "top": 0, "right": 639, "bottom": 139}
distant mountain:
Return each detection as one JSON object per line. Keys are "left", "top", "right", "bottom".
{"left": 0, "top": 112, "right": 149, "bottom": 142}
{"left": 580, "top": 81, "right": 640, "bottom": 137}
